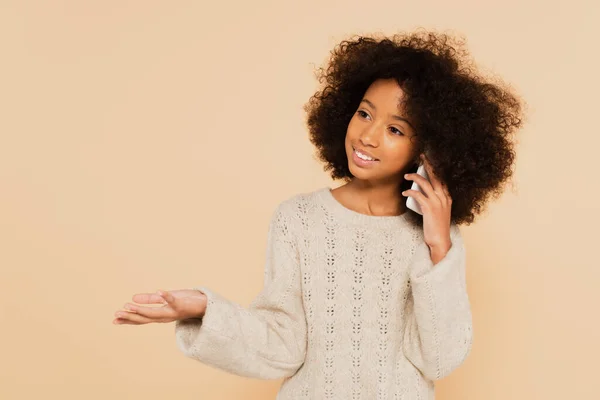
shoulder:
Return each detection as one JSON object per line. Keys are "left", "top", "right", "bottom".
{"left": 264, "top": 188, "right": 324, "bottom": 246}
{"left": 271, "top": 187, "right": 326, "bottom": 219}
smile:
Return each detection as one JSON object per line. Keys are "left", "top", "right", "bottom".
{"left": 352, "top": 148, "right": 379, "bottom": 167}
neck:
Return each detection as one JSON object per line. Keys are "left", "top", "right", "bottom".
{"left": 343, "top": 178, "right": 407, "bottom": 216}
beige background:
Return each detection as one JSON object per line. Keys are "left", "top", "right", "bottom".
{"left": 1, "top": 1, "right": 598, "bottom": 399}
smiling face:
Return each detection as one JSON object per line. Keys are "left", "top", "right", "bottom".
{"left": 345, "top": 78, "right": 420, "bottom": 186}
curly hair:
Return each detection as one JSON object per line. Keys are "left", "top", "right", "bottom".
{"left": 303, "top": 29, "right": 525, "bottom": 226}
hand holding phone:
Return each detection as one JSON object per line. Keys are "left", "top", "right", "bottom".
{"left": 406, "top": 163, "right": 430, "bottom": 215}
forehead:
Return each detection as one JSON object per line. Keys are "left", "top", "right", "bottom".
{"left": 363, "top": 78, "right": 406, "bottom": 108}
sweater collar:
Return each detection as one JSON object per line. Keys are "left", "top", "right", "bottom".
{"left": 318, "top": 187, "right": 413, "bottom": 230}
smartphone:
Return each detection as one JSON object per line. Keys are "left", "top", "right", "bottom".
{"left": 406, "top": 163, "right": 430, "bottom": 215}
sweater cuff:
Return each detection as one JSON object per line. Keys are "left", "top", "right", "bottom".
{"left": 408, "top": 225, "right": 466, "bottom": 288}
{"left": 175, "top": 286, "right": 237, "bottom": 355}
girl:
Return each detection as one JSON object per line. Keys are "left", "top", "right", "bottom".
{"left": 113, "top": 29, "right": 524, "bottom": 399}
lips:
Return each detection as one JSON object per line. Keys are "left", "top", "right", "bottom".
{"left": 353, "top": 147, "right": 379, "bottom": 161}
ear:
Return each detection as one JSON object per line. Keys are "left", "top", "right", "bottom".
{"left": 413, "top": 151, "right": 422, "bottom": 163}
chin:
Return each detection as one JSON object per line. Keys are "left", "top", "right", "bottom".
{"left": 348, "top": 162, "right": 375, "bottom": 180}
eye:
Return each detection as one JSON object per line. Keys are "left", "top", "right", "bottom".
{"left": 390, "top": 127, "right": 404, "bottom": 136}
{"left": 357, "top": 110, "right": 370, "bottom": 119}
{"left": 357, "top": 110, "right": 405, "bottom": 136}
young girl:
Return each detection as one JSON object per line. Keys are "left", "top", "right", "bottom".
{"left": 113, "top": 29, "right": 524, "bottom": 399}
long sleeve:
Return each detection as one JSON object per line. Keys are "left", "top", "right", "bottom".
{"left": 174, "top": 202, "right": 308, "bottom": 380}
{"left": 402, "top": 223, "right": 473, "bottom": 381}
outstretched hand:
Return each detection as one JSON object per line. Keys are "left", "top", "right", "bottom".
{"left": 113, "top": 289, "right": 207, "bottom": 325}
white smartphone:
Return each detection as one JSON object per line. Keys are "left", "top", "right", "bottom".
{"left": 406, "top": 163, "right": 430, "bottom": 215}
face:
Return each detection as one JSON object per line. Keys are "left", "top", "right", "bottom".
{"left": 345, "top": 78, "right": 420, "bottom": 185}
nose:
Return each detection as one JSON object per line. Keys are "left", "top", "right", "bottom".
{"left": 359, "top": 122, "right": 380, "bottom": 147}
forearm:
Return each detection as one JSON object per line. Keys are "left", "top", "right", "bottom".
{"left": 174, "top": 203, "right": 307, "bottom": 380}
{"left": 429, "top": 241, "right": 451, "bottom": 265}
{"left": 175, "top": 285, "right": 307, "bottom": 380}
{"left": 403, "top": 225, "right": 473, "bottom": 380}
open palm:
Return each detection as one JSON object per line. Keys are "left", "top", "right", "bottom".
{"left": 113, "top": 289, "right": 206, "bottom": 325}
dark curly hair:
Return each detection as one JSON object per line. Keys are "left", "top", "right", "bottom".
{"left": 304, "top": 29, "right": 525, "bottom": 226}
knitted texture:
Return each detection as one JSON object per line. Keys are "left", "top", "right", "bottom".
{"left": 175, "top": 187, "right": 473, "bottom": 399}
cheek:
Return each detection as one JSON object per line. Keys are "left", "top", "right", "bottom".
{"left": 345, "top": 126, "right": 355, "bottom": 147}
{"left": 346, "top": 117, "right": 359, "bottom": 136}
{"left": 384, "top": 143, "right": 416, "bottom": 170}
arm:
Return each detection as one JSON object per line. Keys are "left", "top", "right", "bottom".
{"left": 402, "top": 224, "right": 473, "bottom": 381}
{"left": 174, "top": 202, "right": 307, "bottom": 380}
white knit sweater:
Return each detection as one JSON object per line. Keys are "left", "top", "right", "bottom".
{"left": 175, "top": 186, "right": 473, "bottom": 399}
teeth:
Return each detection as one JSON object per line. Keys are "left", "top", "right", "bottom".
{"left": 355, "top": 149, "right": 375, "bottom": 161}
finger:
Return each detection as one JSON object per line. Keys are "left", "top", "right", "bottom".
{"left": 157, "top": 290, "right": 175, "bottom": 306}
{"left": 433, "top": 175, "right": 451, "bottom": 201}
{"left": 113, "top": 318, "right": 144, "bottom": 325}
{"left": 421, "top": 154, "right": 445, "bottom": 195}
{"left": 404, "top": 172, "right": 437, "bottom": 201}
{"left": 402, "top": 190, "right": 430, "bottom": 212}
{"left": 422, "top": 155, "right": 453, "bottom": 204}
{"left": 132, "top": 292, "right": 167, "bottom": 305}
{"left": 123, "top": 302, "right": 174, "bottom": 320}
{"left": 440, "top": 182, "right": 450, "bottom": 195}
{"left": 114, "top": 310, "right": 155, "bottom": 324}
{"left": 442, "top": 184, "right": 452, "bottom": 202}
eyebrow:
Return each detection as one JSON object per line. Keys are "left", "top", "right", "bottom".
{"left": 360, "top": 99, "right": 415, "bottom": 130}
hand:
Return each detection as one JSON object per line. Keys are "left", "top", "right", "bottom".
{"left": 402, "top": 153, "right": 452, "bottom": 252}
{"left": 113, "top": 289, "right": 207, "bottom": 325}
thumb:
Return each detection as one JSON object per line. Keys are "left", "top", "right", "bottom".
{"left": 157, "top": 290, "right": 175, "bottom": 305}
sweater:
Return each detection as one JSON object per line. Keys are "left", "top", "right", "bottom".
{"left": 174, "top": 186, "right": 473, "bottom": 399}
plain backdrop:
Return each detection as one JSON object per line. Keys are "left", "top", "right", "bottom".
{"left": 1, "top": 1, "right": 598, "bottom": 399}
